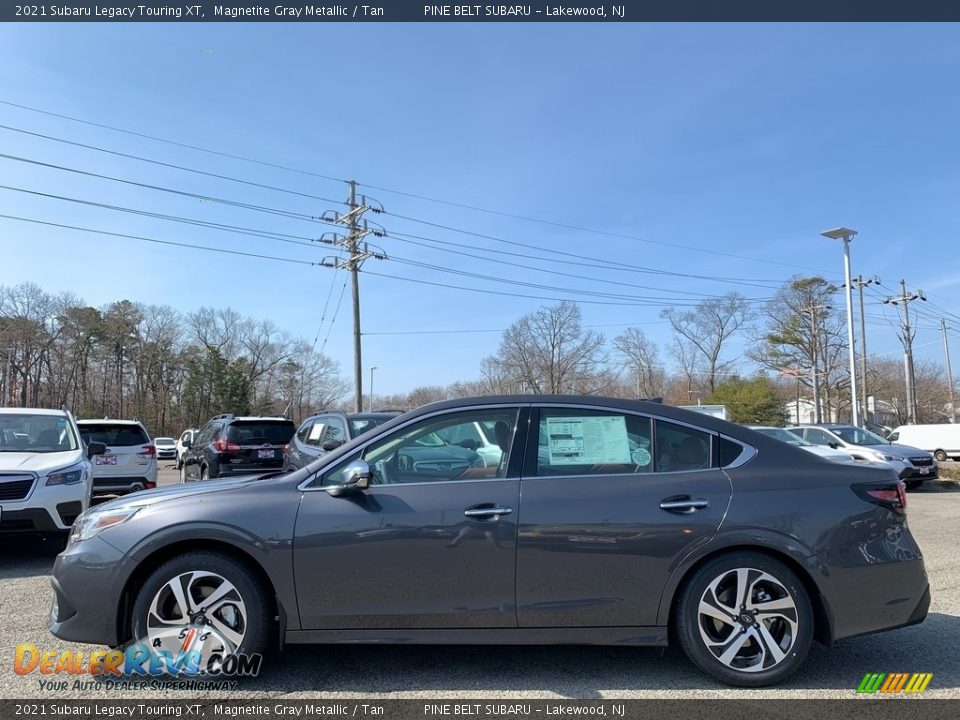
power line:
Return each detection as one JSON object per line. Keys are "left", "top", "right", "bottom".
{"left": 0, "top": 153, "right": 337, "bottom": 226}
{"left": 363, "top": 320, "right": 670, "bottom": 336}
{"left": 1, "top": 98, "right": 839, "bottom": 278}
{"left": 0, "top": 213, "right": 320, "bottom": 266}
{"left": 0, "top": 98, "right": 347, "bottom": 184}
{"left": 0, "top": 123, "right": 346, "bottom": 205}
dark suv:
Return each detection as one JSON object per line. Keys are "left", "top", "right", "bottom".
{"left": 179, "top": 414, "right": 296, "bottom": 482}
{"left": 284, "top": 411, "right": 398, "bottom": 471}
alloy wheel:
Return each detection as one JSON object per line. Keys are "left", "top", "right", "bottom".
{"left": 145, "top": 571, "right": 247, "bottom": 670}
{"left": 697, "top": 567, "right": 799, "bottom": 673}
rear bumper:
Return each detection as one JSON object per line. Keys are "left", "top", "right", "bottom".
{"left": 811, "top": 554, "right": 929, "bottom": 642}
{"left": 92, "top": 477, "right": 156, "bottom": 495}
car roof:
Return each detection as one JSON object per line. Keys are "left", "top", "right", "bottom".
{"left": 0, "top": 407, "right": 69, "bottom": 416}
{"left": 77, "top": 418, "right": 145, "bottom": 425}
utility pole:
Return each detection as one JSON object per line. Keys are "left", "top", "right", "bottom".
{"left": 848, "top": 275, "right": 880, "bottom": 424}
{"left": 942, "top": 318, "right": 956, "bottom": 423}
{"left": 801, "top": 303, "right": 830, "bottom": 423}
{"left": 884, "top": 281, "right": 926, "bottom": 424}
{"left": 318, "top": 184, "right": 387, "bottom": 412}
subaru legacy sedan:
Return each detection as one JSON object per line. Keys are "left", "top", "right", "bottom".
{"left": 49, "top": 396, "right": 928, "bottom": 687}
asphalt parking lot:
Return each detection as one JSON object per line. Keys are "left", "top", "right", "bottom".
{"left": 1, "top": 465, "right": 958, "bottom": 700}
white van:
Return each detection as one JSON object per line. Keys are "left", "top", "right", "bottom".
{"left": 888, "top": 424, "right": 960, "bottom": 462}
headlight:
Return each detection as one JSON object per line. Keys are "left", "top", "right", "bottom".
{"left": 45, "top": 464, "right": 87, "bottom": 486}
{"left": 882, "top": 454, "right": 904, "bottom": 462}
{"left": 69, "top": 507, "right": 140, "bottom": 543}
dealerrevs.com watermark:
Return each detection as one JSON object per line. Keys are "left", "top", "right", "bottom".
{"left": 13, "top": 640, "right": 262, "bottom": 687}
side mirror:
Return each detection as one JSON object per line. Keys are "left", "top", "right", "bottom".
{"left": 322, "top": 439, "right": 345, "bottom": 452}
{"left": 326, "top": 460, "right": 372, "bottom": 497}
{"left": 86, "top": 441, "right": 107, "bottom": 460}
{"left": 828, "top": 442, "right": 839, "bottom": 449}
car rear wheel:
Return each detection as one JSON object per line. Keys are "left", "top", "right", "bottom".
{"left": 200, "top": 467, "right": 209, "bottom": 482}
{"left": 674, "top": 552, "right": 813, "bottom": 687}
{"left": 130, "top": 552, "right": 271, "bottom": 673}
{"left": 934, "top": 450, "right": 948, "bottom": 462}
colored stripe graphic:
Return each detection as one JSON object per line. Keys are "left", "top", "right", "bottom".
{"left": 857, "top": 672, "right": 932, "bottom": 694}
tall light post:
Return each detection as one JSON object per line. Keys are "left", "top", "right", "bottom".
{"left": 369, "top": 366, "right": 378, "bottom": 412}
{"left": 821, "top": 227, "right": 860, "bottom": 426}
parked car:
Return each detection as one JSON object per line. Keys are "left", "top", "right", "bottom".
{"left": 786, "top": 424, "right": 936, "bottom": 488}
{"left": 153, "top": 437, "right": 177, "bottom": 462}
{"left": 748, "top": 426, "right": 859, "bottom": 462}
{"left": 175, "top": 428, "right": 198, "bottom": 469}
{"left": 888, "top": 424, "right": 960, "bottom": 462}
{"left": 76, "top": 419, "right": 158, "bottom": 496}
{"left": 0, "top": 408, "right": 103, "bottom": 533}
{"left": 284, "top": 412, "right": 398, "bottom": 471}
{"left": 434, "top": 419, "right": 506, "bottom": 468}
{"left": 51, "top": 396, "right": 928, "bottom": 687}
{"left": 180, "top": 414, "right": 296, "bottom": 481}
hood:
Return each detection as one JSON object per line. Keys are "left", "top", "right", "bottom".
{"left": 0, "top": 449, "right": 83, "bottom": 474}
{"left": 857, "top": 443, "right": 931, "bottom": 459}
{"left": 801, "top": 445, "right": 851, "bottom": 461}
{"left": 90, "top": 473, "right": 278, "bottom": 513}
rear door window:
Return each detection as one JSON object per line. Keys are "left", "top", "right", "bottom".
{"left": 534, "top": 408, "right": 653, "bottom": 477}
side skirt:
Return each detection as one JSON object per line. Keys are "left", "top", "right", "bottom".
{"left": 285, "top": 627, "right": 668, "bottom": 646}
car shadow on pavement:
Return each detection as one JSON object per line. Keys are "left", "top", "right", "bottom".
{"left": 226, "top": 612, "right": 959, "bottom": 696}
{"left": 0, "top": 533, "right": 65, "bottom": 580}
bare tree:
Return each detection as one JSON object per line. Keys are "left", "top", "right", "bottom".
{"left": 613, "top": 327, "right": 664, "bottom": 398}
{"left": 488, "top": 301, "right": 606, "bottom": 394}
{"left": 750, "top": 277, "right": 848, "bottom": 421}
{"left": 660, "top": 293, "right": 751, "bottom": 393}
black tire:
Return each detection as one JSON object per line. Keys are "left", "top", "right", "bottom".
{"left": 673, "top": 551, "right": 813, "bottom": 687}
{"left": 130, "top": 551, "right": 272, "bottom": 670}
{"left": 934, "top": 450, "right": 948, "bottom": 462}
{"left": 905, "top": 480, "right": 923, "bottom": 490}
{"left": 200, "top": 466, "right": 210, "bottom": 482}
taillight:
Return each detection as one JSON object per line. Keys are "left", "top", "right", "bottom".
{"left": 138, "top": 444, "right": 156, "bottom": 458}
{"left": 853, "top": 481, "right": 907, "bottom": 512}
{"left": 213, "top": 439, "right": 241, "bottom": 452}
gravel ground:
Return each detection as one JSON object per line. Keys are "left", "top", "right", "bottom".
{"left": 1, "top": 466, "right": 957, "bottom": 699}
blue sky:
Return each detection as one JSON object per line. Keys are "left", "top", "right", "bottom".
{"left": 1, "top": 22, "right": 959, "bottom": 396}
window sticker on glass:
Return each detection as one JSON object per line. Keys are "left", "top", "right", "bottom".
{"left": 308, "top": 423, "right": 325, "bottom": 441}
{"left": 545, "top": 416, "right": 632, "bottom": 465}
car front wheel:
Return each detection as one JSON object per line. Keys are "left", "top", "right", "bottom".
{"left": 673, "top": 551, "right": 813, "bottom": 687}
{"left": 130, "top": 552, "right": 272, "bottom": 673}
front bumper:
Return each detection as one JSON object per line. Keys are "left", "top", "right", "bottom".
{"left": 48, "top": 534, "right": 132, "bottom": 646}
{"left": 0, "top": 481, "right": 89, "bottom": 532}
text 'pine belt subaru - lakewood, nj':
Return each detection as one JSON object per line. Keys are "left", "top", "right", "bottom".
{"left": 50, "top": 396, "right": 929, "bottom": 687}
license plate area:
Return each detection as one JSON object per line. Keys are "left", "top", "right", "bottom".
{"left": 258, "top": 449, "right": 275, "bottom": 459}
{"left": 95, "top": 455, "right": 117, "bottom": 465}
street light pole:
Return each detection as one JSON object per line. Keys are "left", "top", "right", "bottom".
{"left": 822, "top": 228, "right": 860, "bottom": 426}
{"left": 369, "top": 366, "right": 378, "bottom": 412}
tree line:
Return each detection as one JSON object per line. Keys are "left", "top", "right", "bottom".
{"left": 1, "top": 277, "right": 955, "bottom": 433}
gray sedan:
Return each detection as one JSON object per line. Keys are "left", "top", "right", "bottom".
{"left": 49, "top": 396, "right": 928, "bottom": 687}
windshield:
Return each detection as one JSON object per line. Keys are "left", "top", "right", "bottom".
{"left": 755, "top": 427, "right": 813, "bottom": 446}
{"left": 0, "top": 413, "right": 79, "bottom": 453}
{"left": 833, "top": 426, "right": 888, "bottom": 446}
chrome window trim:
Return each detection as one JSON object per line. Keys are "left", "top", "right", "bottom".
{"left": 718, "top": 434, "right": 757, "bottom": 469}
{"left": 298, "top": 402, "right": 527, "bottom": 491}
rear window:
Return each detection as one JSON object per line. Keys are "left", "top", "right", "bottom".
{"left": 155, "top": 437, "right": 175, "bottom": 444}
{"left": 79, "top": 423, "right": 149, "bottom": 446}
{"left": 226, "top": 421, "right": 296, "bottom": 445}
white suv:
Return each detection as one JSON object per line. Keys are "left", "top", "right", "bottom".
{"left": 0, "top": 408, "right": 100, "bottom": 533}
{"left": 76, "top": 419, "right": 158, "bottom": 496}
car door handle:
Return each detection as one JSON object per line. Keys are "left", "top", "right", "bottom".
{"left": 659, "top": 497, "right": 709, "bottom": 514}
{"left": 464, "top": 506, "right": 513, "bottom": 519}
